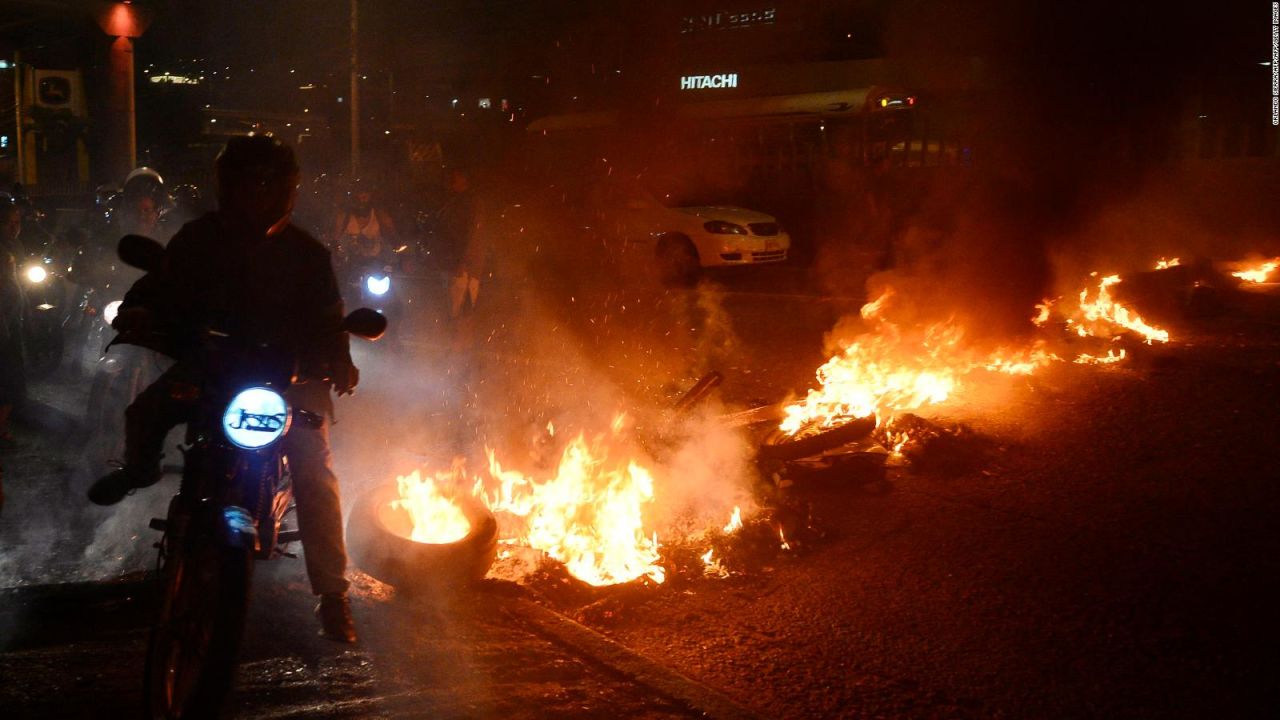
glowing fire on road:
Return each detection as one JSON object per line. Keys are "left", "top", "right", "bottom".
{"left": 1068, "top": 274, "right": 1170, "bottom": 344}
{"left": 392, "top": 466, "right": 473, "bottom": 544}
{"left": 391, "top": 415, "right": 667, "bottom": 587}
{"left": 779, "top": 271, "right": 1171, "bottom": 443}
{"left": 479, "top": 419, "right": 665, "bottom": 587}
{"left": 1232, "top": 258, "right": 1279, "bottom": 284}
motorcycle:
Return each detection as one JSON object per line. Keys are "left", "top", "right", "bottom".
{"left": 19, "top": 252, "right": 68, "bottom": 377}
{"left": 109, "top": 236, "right": 387, "bottom": 718}
{"left": 340, "top": 254, "right": 405, "bottom": 349}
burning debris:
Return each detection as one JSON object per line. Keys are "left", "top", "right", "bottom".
{"left": 1230, "top": 258, "right": 1280, "bottom": 284}
{"left": 770, "top": 264, "right": 1186, "bottom": 466}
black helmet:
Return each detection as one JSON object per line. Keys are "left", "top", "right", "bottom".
{"left": 122, "top": 167, "right": 167, "bottom": 203}
{"left": 216, "top": 135, "right": 299, "bottom": 190}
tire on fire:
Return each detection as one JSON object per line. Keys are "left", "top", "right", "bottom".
{"left": 346, "top": 483, "right": 498, "bottom": 592}
{"left": 758, "top": 415, "right": 878, "bottom": 461}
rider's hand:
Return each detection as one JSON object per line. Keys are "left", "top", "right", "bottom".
{"left": 334, "top": 363, "right": 359, "bottom": 396}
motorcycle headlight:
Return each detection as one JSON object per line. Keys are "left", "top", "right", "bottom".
{"left": 103, "top": 300, "right": 123, "bottom": 327}
{"left": 25, "top": 265, "right": 48, "bottom": 283}
{"left": 222, "top": 388, "right": 291, "bottom": 449}
{"left": 366, "top": 275, "right": 391, "bottom": 296}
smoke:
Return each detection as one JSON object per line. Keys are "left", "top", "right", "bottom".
{"left": 809, "top": 0, "right": 1268, "bottom": 343}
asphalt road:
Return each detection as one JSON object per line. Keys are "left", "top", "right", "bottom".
{"left": 2, "top": 264, "right": 1279, "bottom": 718}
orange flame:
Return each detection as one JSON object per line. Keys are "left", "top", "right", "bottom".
{"left": 1232, "top": 258, "right": 1279, "bottom": 283}
{"left": 392, "top": 467, "right": 473, "bottom": 544}
{"left": 1068, "top": 274, "right": 1170, "bottom": 344}
{"left": 1074, "top": 348, "right": 1127, "bottom": 365}
{"left": 723, "top": 506, "right": 743, "bottom": 534}
{"left": 1155, "top": 257, "right": 1180, "bottom": 270}
{"left": 701, "top": 548, "right": 729, "bottom": 578}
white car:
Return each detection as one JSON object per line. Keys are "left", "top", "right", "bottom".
{"left": 606, "top": 191, "right": 791, "bottom": 284}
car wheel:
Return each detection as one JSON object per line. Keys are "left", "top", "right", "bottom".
{"left": 656, "top": 235, "right": 699, "bottom": 287}
{"left": 346, "top": 482, "right": 498, "bottom": 593}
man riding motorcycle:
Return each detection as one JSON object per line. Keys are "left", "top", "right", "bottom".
{"left": 87, "top": 136, "right": 362, "bottom": 643}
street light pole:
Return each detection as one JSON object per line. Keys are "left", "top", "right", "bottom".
{"left": 350, "top": 0, "right": 360, "bottom": 175}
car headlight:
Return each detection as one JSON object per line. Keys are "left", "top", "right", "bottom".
{"left": 103, "top": 300, "right": 123, "bottom": 327}
{"left": 703, "top": 220, "right": 748, "bottom": 235}
{"left": 366, "top": 275, "right": 391, "bottom": 296}
{"left": 222, "top": 387, "right": 291, "bottom": 449}
{"left": 25, "top": 265, "right": 48, "bottom": 283}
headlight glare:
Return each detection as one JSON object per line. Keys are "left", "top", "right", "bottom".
{"left": 25, "top": 265, "right": 48, "bottom": 283}
{"left": 222, "top": 387, "right": 290, "bottom": 449}
{"left": 366, "top": 275, "right": 391, "bottom": 296}
{"left": 103, "top": 300, "right": 123, "bottom": 327}
{"left": 703, "top": 220, "right": 748, "bottom": 235}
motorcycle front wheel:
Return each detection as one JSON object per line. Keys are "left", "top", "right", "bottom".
{"left": 145, "top": 535, "right": 252, "bottom": 720}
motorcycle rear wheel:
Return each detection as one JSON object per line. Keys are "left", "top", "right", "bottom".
{"left": 145, "top": 537, "right": 252, "bottom": 720}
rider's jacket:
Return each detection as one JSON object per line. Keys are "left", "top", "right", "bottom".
{"left": 122, "top": 212, "right": 353, "bottom": 413}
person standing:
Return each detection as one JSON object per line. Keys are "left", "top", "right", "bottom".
{"left": 431, "top": 167, "right": 486, "bottom": 347}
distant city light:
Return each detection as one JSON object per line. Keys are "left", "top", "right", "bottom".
{"left": 150, "top": 74, "right": 200, "bottom": 85}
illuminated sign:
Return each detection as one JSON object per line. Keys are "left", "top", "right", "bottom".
{"left": 681, "top": 73, "right": 739, "bottom": 90}
{"left": 682, "top": 8, "right": 776, "bottom": 34}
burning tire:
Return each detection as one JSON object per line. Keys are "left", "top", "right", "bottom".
{"left": 346, "top": 483, "right": 498, "bottom": 593}
{"left": 758, "top": 415, "right": 878, "bottom": 461}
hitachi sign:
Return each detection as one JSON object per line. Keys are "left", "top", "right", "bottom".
{"left": 680, "top": 73, "right": 739, "bottom": 90}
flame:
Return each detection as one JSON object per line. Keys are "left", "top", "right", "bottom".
{"left": 1074, "top": 348, "right": 1127, "bottom": 365}
{"left": 477, "top": 417, "right": 665, "bottom": 587}
{"left": 391, "top": 467, "right": 473, "bottom": 544}
{"left": 701, "top": 548, "right": 729, "bottom": 578}
{"left": 780, "top": 292, "right": 1058, "bottom": 439}
{"left": 723, "top": 506, "right": 743, "bottom": 534}
{"left": 1067, "top": 274, "right": 1170, "bottom": 344}
{"left": 778, "top": 526, "right": 792, "bottom": 551}
{"left": 1232, "top": 258, "right": 1279, "bottom": 283}
{"left": 781, "top": 271, "right": 1170, "bottom": 444}
{"left": 1155, "top": 257, "right": 1180, "bottom": 270}
{"left": 779, "top": 317, "right": 964, "bottom": 436}
{"left": 1032, "top": 299, "right": 1054, "bottom": 327}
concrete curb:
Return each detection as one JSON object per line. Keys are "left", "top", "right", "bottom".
{"left": 504, "top": 597, "right": 769, "bottom": 720}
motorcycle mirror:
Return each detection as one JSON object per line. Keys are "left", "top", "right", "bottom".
{"left": 343, "top": 308, "right": 387, "bottom": 340}
{"left": 118, "top": 234, "right": 165, "bottom": 272}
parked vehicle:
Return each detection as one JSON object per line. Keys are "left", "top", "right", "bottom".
{"left": 599, "top": 185, "right": 792, "bottom": 286}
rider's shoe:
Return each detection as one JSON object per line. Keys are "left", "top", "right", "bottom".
{"left": 87, "top": 466, "right": 161, "bottom": 506}
{"left": 316, "top": 593, "right": 358, "bottom": 644}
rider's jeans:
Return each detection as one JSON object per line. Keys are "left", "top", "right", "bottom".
{"left": 123, "top": 367, "right": 350, "bottom": 596}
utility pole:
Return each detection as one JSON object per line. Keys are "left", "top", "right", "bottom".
{"left": 350, "top": 0, "right": 360, "bottom": 175}
{"left": 12, "top": 50, "right": 25, "bottom": 187}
